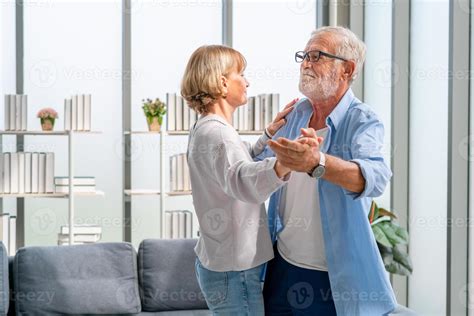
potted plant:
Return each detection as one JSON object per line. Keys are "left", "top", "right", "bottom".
{"left": 37, "top": 108, "right": 59, "bottom": 131}
{"left": 369, "top": 201, "right": 413, "bottom": 276}
{"left": 142, "top": 98, "right": 166, "bottom": 132}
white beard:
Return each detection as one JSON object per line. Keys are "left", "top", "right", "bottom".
{"left": 299, "top": 68, "right": 339, "bottom": 101}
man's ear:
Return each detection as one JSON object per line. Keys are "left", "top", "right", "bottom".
{"left": 343, "top": 60, "right": 356, "bottom": 81}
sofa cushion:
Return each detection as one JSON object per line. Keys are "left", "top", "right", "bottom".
{"left": 138, "top": 239, "right": 207, "bottom": 311}
{"left": 0, "top": 242, "right": 9, "bottom": 315}
{"left": 13, "top": 242, "right": 141, "bottom": 315}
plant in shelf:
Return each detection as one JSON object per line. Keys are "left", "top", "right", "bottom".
{"left": 37, "top": 108, "right": 58, "bottom": 131}
{"left": 142, "top": 98, "right": 166, "bottom": 132}
{"left": 369, "top": 201, "right": 413, "bottom": 276}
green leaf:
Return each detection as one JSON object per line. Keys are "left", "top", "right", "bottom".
{"left": 392, "top": 245, "right": 413, "bottom": 274}
{"left": 378, "top": 208, "right": 398, "bottom": 220}
{"left": 372, "top": 224, "right": 392, "bottom": 248}
{"left": 380, "top": 222, "right": 408, "bottom": 245}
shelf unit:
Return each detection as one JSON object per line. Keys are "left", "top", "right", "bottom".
{"left": 121, "top": 128, "right": 265, "bottom": 241}
{"left": 0, "top": 130, "right": 103, "bottom": 246}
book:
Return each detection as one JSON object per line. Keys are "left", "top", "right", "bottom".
{"left": 177, "top": 154, "right": 184, "bottom": 191}
{"left": 254, "top": 95, "right": 261, "bottom": 131}
{"left": 183, "top": 101, "right": 190, "bottom": 131}
{"left": 164, "top": 212, "right": 172, "bottom": 239}
{"left": 54, "top": 176, "right": 95, "bottom": 186}
{"left": 170, "top": 155, "right": 177, "bottom": 192}
{"left": 10, "top": 153, "right": 18, "bottom": 194}
{"left": 9, "top": 216, "right": 16, "bottom": 255}
{"left": 185, "top": 212, "right": 192, "bottom": 238}
{"left": 45, "top": 153, "right": 54, "bottom": 193}
{"left": 4, "top": 95, "right": 10, "bottom": 131}
{"left": 167, "top": 93, "right": 176, "bottom": 131}
{"left": 18, "top": 153, "right": 25, "bottom": 194}
{"left": 176, "top": 96, "right": 183, "bottom": 131}
{"left": 272, "top": 93, "right": 280, "bottom": 122}
{"left": 171, "top": 212, "right": 179, "bottom": 239}
{"left": 247, "top": 97, "right": 255, "bottom": 131}
{"left": 64, "top": 98, "right": 71, "bottom": 131}
{"left": 71, "top": 95, "right": 77, "bottom": 130}
{"left": 31, "top": 153, "right": 39, "bottom": 194}
{"left": 178, "top": 211, "right": 185, "bottom": 238}
{"left": 15, "top": 95, "right": 21, "bottom": 131}
{"left": 38, "top": 153, "right": 46, "bottom": 193}
{"left": 61, "top": 224, "right": 102, "bottom": 235}
{"left": 0, "top": 214, "right": 9, "bottom": 254}
{"left": 24, "top": 153, "right": 32, "bottom": 193}
{"left": 84, "top": 94, "right": 91, "bottom": 131}
{"left": 21, "top": 95, "right": 27, "bottom": 131}
{"left": 238, "top": 106, "right": 245, "bottom": 131}
{"left": 9, "top": 95, "right": 15, "bottom": 131}
{"left": 77, "top": 94, "right": 84, "bottom": 131}
{"left": 265, "top": 93, "right": 273, "bottom": 127}
{"left": 3, "top": 154, "right": 10, "bottom": 194}
{"left": 55, "top": 185, "right": 96, "bottom": 193}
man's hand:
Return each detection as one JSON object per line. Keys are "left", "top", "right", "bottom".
{"left": 267, "top": 128, "right": 324, "bottom": 173}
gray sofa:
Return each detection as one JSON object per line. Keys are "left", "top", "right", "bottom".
{"left": 1, "top": 239, "right": 211, "bottom": 316}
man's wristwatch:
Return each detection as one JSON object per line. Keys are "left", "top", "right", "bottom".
{"left": 308, "top": 152, "right": 326, "bottom": 179}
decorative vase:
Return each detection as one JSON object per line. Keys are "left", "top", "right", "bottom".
{"left": 147, "top": 116, "right": 161, "bottom": 132}
{"left": 41, "top": 118, "right": 55, "bottom": 131}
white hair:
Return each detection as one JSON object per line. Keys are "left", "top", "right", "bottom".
{"left": 308, "top": 26, "right": 366, "bottom": 82}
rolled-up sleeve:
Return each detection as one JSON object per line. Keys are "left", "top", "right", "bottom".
{"left": 345, "top": 111, "right": 392, "bottom": 200}
{"left": 212, "top": 138, "right": 288, "bottom": 205}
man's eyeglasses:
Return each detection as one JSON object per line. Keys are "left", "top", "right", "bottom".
{"left": 295, "top": 50, "right": 348, "bottom": 63}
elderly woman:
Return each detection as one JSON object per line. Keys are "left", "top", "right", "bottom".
{"left": 181, "top": 45, "right": 295, "bottom": 315}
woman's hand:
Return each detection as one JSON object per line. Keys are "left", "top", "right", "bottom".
{"left": 266, "top": 98, "right": 298, "bottom": 136}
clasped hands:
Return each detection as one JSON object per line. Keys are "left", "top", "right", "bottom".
{"left": 268, "top": 128, "right": 324, "bottom": 174}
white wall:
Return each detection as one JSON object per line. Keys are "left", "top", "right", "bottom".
{"left": 409, "top": 0, "right": 449, "bottom": 314}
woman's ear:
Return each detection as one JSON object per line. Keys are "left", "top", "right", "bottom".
{"left": 221, "top": 75, "right": 228, "bottom": 95}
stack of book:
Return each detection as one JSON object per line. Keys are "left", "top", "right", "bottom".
{"left": 232, "top": 93, "right": 280, "bottom": 132}
{"left": 164, "top": 210, "right": 192, "bottom": 239}
{"left": 64, "top": 94, "right": 92, "bottom": 131}
{"left": 0, "top": 213, "right": 17, "bottom": 255}
{"left": 0, "top": 152, "right": 55, "bottom": 194}
{"left": 169, "top": 153, "right": 191, "bottom": 193}
{"left": 58, "top": 224, "right": 102, "bottom": 245}
{"left": 4, "top": 94, "right": 27, "bottom": 131}
{"left": 166, "top": 93, "right": 198, "bottom": 132}
{"left": 54, "top": 176, "right": 96, "bottom": 193}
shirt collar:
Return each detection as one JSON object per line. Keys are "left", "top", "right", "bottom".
{"left": 326, "top": 88, "right": 355, "bottom": 131}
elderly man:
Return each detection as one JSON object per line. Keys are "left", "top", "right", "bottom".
{"left": 257, "top": 26, "right": 397, "bottom": 315}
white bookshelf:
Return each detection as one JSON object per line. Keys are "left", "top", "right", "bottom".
{"left": 0, "top": 130, "right": 104, "bottom": 246}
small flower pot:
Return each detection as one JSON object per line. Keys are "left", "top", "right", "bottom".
{"left": 41, "top": 118, "right": 55, "bottom": 131}
{"left": 147, "top": 116, "right": 161, "bottom": 132}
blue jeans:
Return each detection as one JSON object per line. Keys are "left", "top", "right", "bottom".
{"left": 263, "top": 247, "right": 337, "bottom": 315}
{"left": 195, "top": 258, "right": 265, "bottom": 315}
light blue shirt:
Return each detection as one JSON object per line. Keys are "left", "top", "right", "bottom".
{"left": 256, "top": 89, "right": 397, "bottom": 315}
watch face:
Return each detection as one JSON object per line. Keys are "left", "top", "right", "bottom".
{"left": 313, "top": 166, "right": 325, "bottom": 179}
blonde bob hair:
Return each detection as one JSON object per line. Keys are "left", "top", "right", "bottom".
{"left": 181, "top": 45, "right": 247, "bottom": 114}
